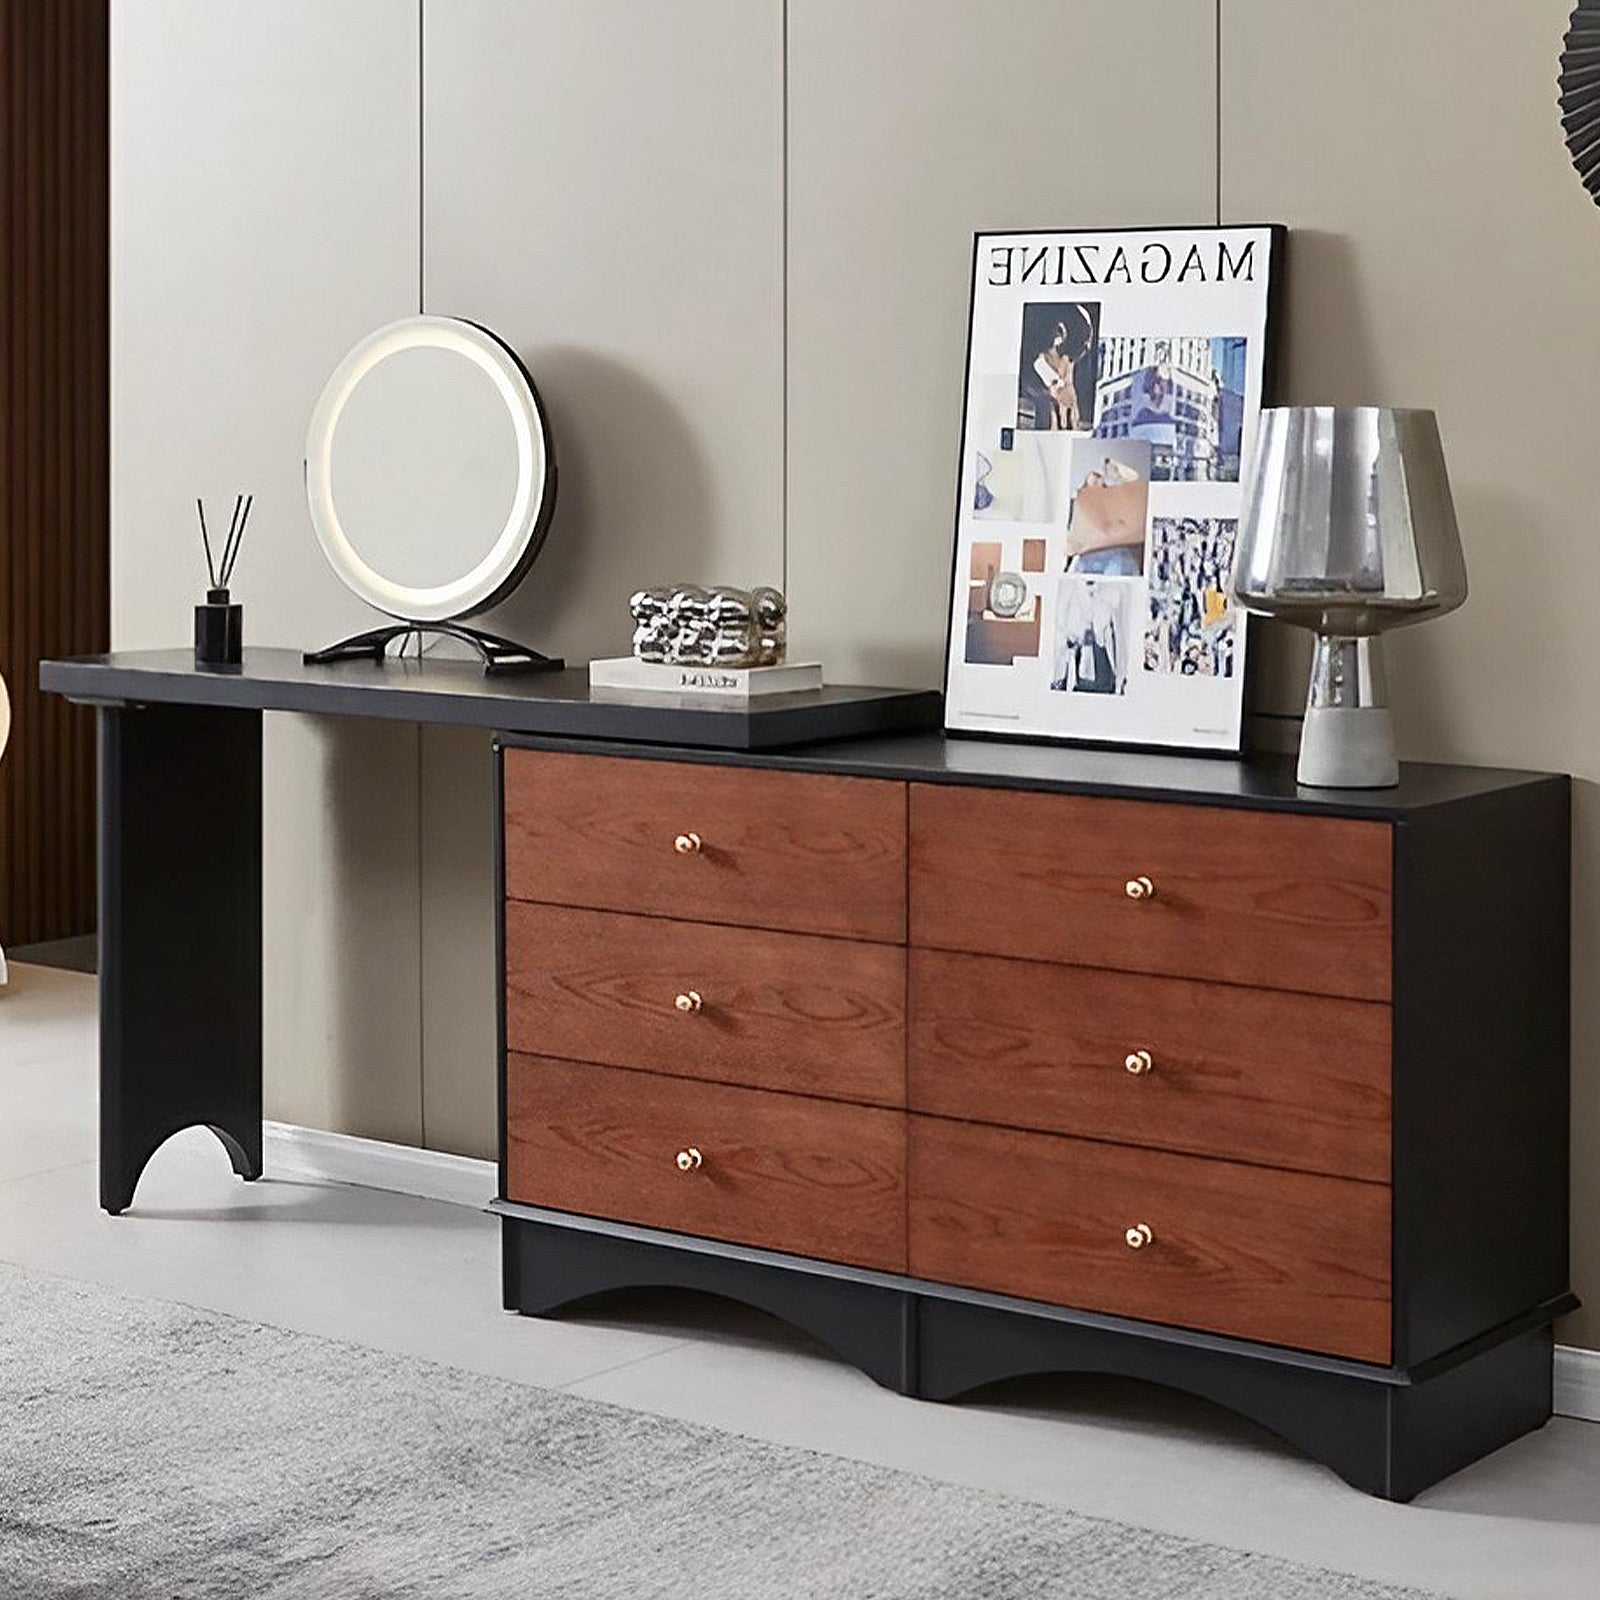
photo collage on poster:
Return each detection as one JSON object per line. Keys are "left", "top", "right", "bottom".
{"left": 948, "top": 227, "right": 1278, "bottom": 752}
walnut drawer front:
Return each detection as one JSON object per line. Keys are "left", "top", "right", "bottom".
{"left": 503, "top": 749, "right": 906, "bottom": 942}
{"left": 505, "top": 1054, "right": 907, "bottom": 1272}
{"left": 909, "top": 1116, "right": 1391, "bottom": 1363}
{"left": 505, "top": 902, "right": 906, "bottom": 1106}
{"left": 909, "top": 949, "right": 1390, "bottom": 1181}
{"left": 909, "top": 784, "right": 1392, "bottom": 1001}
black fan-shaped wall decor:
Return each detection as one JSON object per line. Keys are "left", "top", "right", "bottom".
{"left": 1561, "top": 1, "right": 1600, "bottom": 201}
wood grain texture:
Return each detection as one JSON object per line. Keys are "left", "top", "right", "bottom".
{"left": 909, "top": 1115, "right": 1391, "bottom": 1363}
{"left": 910, "top": 949, "right": 1391, "bottom": 1181}
{"left": 909, "top": 783, "right": 1392, "bottom": 1000}
{"left": 504, "top": 749, "right": 907, "bottom": 941}
{"left": 506, "top": 1053, "right": 907, "bottom": 1271}
{"left": 0, "top": 0, "right": 108, "bottom": 945}
{"left": 505, "top": 901, "right": 905, "bottom": 1105}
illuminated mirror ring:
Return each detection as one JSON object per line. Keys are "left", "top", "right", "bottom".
{"left": 304, "top": 315, "right": 555, "bottom": 624}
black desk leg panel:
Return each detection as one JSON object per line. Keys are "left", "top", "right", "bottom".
{"left": 99, "top": 703, "right": 263, "bottom": 1213}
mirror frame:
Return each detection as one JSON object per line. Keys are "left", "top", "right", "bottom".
{"left": 304, "top": 314, "right": 555, "bottom": 623}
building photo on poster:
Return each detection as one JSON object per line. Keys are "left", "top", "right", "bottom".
{"left": 946, "top": 224, "right": 1282, "bottom": 753}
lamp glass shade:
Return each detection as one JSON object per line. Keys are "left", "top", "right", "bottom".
{"left": 1231, "top": 406, "right": 1467, "bottom": 789}
{"left": 1233, "top": 407, "right": 1467, "bottom": 635}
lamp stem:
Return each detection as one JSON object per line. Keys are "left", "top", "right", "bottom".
{"left": 1298, "top": 635, "right": 1400, "bottom": 789}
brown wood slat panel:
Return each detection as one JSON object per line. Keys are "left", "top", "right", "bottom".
{"left": 909, "top": 783, "right": 1392, "bottom": 1000}
{"left": 0, "top": 0, "right": 108, "bottom": 947}
{"left": 910, "top": 1115, "right": 1391, "bottom": 1363}
{"left": 506, "top": 901, "right": 905, "bottom": 1106}
{"left": 910, "top": 949, "right": 1391, "bottom": 1181}
{"left": 503, "top": 749, "right": 907, "bottom": 941}
{"left": 506, "top": 1053, "right": 906, "bottom": 1271}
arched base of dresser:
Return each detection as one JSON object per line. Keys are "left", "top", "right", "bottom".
{"left": 914, "top": 1295, "right": 1555, "bottom": 1503}
{"left": 498, "top": 1209, "right": 1562, "bottom": 1503}
{"left": 502, "top": 1209, "right": 918, "bottom": 1393}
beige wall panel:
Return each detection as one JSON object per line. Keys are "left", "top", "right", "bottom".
{"left": 111, "top": 0, "right": 425, "bottom": 1141}
{"left": 785, "top": 0, "right": 1219, "bottom": 686}
{"left": 421, "top": 0, "right": 785, "bottom": 665}
{"left": 417, "top": 0, "right": 784, "bottom": 1153}
{"left": 1223, "top": 0, "right": 1600, "bottom": 1347}
{"left": 418, "top": 725, "right": 497, "bottom": 1160}
{"left": 262, "top": 716, "right": 423, "bottom": 1142}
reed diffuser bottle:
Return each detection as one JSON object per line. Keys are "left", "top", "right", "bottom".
{"left": 194, "top": 494, "right": 252, "bottom": 669}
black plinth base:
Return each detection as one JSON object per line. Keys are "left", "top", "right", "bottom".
{"left": 916, "top": 1298, "right": 1554, "bottom": 1503}
{"left": 499, "top": 1209, "right": 1562, "bottom": 1502}
{"left": 304, "top": 620, "right": 563, "bottom": 676}
{"left": 504, "top": 1214, "right": 916, "bottom": 1392}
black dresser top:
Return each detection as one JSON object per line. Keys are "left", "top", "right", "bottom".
{"left": 42, "top": 647, "right": 1562, "bottom": 821}
{"left": 504, "top": 729, "right": 1563, "bottom": 820}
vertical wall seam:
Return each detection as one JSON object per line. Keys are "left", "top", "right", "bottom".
{"left": 1214, "top": 0, "right": 1223, "bottom": 224}
{"left": 780, "top": 0, "right": 789, "bottom": 594}
{"left": 415, "top": 4, "right": 428, "bottom": 1146}
{"left": 419, "top": 0, "right": 425, "bottom": 315}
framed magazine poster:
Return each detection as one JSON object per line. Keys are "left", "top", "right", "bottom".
{"left": 944, "top": 224, "right": 1282, "bottom": 753}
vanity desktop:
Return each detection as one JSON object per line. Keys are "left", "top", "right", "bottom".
{"left": 41, "top": 649, "right": 1574, "bottom": 1502}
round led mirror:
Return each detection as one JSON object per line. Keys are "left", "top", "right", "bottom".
{"left": 303, "top": 315, "right": 560, "bottom": 673}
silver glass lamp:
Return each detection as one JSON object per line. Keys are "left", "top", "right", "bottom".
{"left": 1233, "top": 407, "right": 1468, "bottom": 788}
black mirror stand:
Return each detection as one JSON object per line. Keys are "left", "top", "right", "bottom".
{"left": 304, "top": 621, "right": 563, "bottom": 676}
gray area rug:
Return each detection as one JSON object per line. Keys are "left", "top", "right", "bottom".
{"left": 0, "top": 1263, "right": 1448, "bottom": 1599}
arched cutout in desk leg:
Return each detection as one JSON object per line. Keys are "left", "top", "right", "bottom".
{"left": 99, "top": 702, "right": 262, "bottom": 1214}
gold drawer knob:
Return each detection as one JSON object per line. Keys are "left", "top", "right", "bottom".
{"left": 674, "top": 831, "right": 703, "bottom": 855}
{"left": 1124, "top": 1049, "right": 1153, "bottom": 1076}
{"left": 1125, "top": 1222, "right": 1154, "bottom": 1250}
{"left": 1124, "top": 875, "right": 1155, "bottom": 901}
{"left": 675, "top": 1146, "right": 703, "bottom": 1172}
{"left": 674, "top": 990, "right": 703, "bottom": 1014}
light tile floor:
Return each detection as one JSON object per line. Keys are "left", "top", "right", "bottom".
{"left": 3, "top": 961, "right": 1597, "bottom": 1599}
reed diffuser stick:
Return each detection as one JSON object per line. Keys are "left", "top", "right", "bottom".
{"left": 223, "top": 495, "right": 241, "bottom": 576}
{"left": 219, "top": 493, "right": 252, "bottom": 587}
{"left": 196, "top": 493, "right": 254, "bottom": 592}
{"left": 196, "top": 498, "right": 218, "bottom": 589}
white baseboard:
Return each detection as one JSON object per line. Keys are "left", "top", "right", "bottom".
{"left": 263, "top": 1121, "right": 495, "bottom": 1210}
{"left": 1555, "top": 1344, "right": 1600, "bottom": 1422}
{"left": 260, "top": 1121, "right": 1600, "bottom": 1422}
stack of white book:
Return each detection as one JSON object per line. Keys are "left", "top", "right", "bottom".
{"left": 588, "top": 656, "right": 824, "bottom": 701}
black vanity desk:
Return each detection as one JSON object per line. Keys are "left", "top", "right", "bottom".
{"left": 39, "top": 647, "right": 940, "bottom": 1214}
{"left": 39, "top": 645, "right": 1568, "bottom": 1227}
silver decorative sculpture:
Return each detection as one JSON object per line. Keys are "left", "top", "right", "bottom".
{"left": 630, "top": 585, "right": 787, "bottom": 668}
{"left": 1233, "top": 407, "right": 1467, "bottom": 788}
